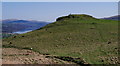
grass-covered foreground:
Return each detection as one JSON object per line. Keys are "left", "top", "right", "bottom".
{"left": 3, "top": 14, "right": 119, "bottom": 64}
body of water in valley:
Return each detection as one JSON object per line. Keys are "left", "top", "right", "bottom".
{"left": 12, "top": 30, "right": 33, "bottom": 34}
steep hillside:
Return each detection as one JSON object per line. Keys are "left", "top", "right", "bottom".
{"left": 3, "top": 14, "right": 119, "bottom": 64}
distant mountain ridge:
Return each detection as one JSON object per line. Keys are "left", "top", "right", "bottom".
{"left": 2, "top": 19, "right": 50, "bottom": 33}
{"left": 102, "top": 15, "right": 120, "bottom": 20}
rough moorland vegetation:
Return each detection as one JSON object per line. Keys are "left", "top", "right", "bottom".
{"left": 3, "top": 14, "right": 119, "bottom": 64}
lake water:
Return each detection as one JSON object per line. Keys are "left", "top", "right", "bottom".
{"left": 12, "top": 30, "right": 33, "bottom": 34}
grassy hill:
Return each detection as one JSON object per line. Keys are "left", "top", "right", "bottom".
{"left": 3, "top": 14, "right": 119, "bottom": 64}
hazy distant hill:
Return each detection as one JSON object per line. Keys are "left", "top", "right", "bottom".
{"left": 2, "top": 19, "right": 50, "bottom": 33}
{"left": 102, "top": 15, "right": 120, "bottom": 20}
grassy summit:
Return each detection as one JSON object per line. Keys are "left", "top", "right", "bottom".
{"left": 56, "top": 14, "right": 96, "bottom": 21}
{"left": 3, "top": 14, "right": 119, "bottom": 64}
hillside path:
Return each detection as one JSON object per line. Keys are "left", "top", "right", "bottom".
{"left": 2, "top": 48, "right": 71, "bottom": 64}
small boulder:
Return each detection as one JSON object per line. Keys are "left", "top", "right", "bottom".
{"left": 9, "top": 42, "right": 12, "bottom": 44}
{"left": 22, "top": 36, "right": 25, "bottom": 37}
{"left": 13, "top": 36, "right": 16, "bottom": 38}
{"left": 101, "top": 60, "right": 104, "bottom": 62}
{"left": 108, "top": 42, "right": 111, "bottom": 44}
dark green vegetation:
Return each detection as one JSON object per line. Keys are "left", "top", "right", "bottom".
{"left": 3, "top": 14, "right": 119, "bottom": 64}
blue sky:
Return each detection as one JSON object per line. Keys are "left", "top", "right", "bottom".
{"left": 2, "top": 0, "right": 119, "bottom": 2}
{"left": 2, "top": 2, "right": 118, "bottom": 22}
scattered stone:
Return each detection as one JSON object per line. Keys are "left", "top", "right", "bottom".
{"left": 108, "top": 42, "right": 111, "bottom": 44}
{"left": 115, "top": 61, "right": 118, "bottom": 63}
{"left": 56, "top": 45, "right": 59, "bottom": 47}
{"left": 101, "top": 60, "right": 104, "bottom": 62}
{"left": 24, "top": 58, "right": 29, "bottom": 61}
{"left": 27, "top": 51, "right": 32, "bottom": 53}
{"left": 22, "top": 36, "right": 25, "bottom": 37}
{"left": 111, "top": 59, "right": 114, "bottom": 61}
{"left": 113, "top": 62, "right": 116, "bottom": 64}
{"left": 13, "top": 36, "right": 16, "bottom": 38}
{"left": 84, "top": 62, "right": 89, "bottom": 64}
{"left": 115, "top": 57, "right": 118, "bottom": 59}
{"left": 66, "top": 37, "right": 71, "bottom": 40}
{"left": 9, "top": 42, "right": 12, "bottom": 44}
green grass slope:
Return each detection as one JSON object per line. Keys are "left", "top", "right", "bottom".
{"left": 3, "top": 14, "right": 119, "bottom": 64}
